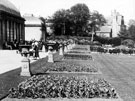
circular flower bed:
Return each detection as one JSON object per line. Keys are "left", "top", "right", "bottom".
{"left": 42, "top": 61, "right": 98, "bottom": 73}
{"left": 63, "top": 54, "right": 92, "bottom": 60}
{"left": 8, "top": 75, "right": 118, "bottom": 99}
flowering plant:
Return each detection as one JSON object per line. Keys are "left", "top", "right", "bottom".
{"left": 42, "top": 61, "right": 98, "bottom": 73}
{"left": 64, "top": 54, "right": 92, "bottom": 60}
{"left": 8, "top": 75, "right": 118, "bottom": 99}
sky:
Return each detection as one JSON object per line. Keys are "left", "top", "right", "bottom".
{"left": 10, "top": 0, "right": 135, "bottom": 25}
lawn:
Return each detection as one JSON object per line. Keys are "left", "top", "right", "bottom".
{"left": 0, "top": 45, "right": 125, "bottom": 101}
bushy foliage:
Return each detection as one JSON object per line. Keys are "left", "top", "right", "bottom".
{"left": 51, "top": 3, "right": 106, "bottom": 37}
{"left": 8, "top": 75, "right": 118, "bottom": 99}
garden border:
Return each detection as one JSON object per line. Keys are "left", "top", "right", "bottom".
{"left": 45, "top": 70, "right": 102, "bottom": 74}
{"left": 3, "top": 97, "right": 123, "bottom": 101}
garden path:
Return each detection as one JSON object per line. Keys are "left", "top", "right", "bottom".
{"left": 0, "top": 50, "right": 48, "bottom": 74}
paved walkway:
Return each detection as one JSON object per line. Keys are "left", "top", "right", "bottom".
{"left": 0, "top": 50, "right": 48, "bottom": 74}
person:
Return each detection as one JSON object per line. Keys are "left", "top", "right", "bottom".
{"left": 29, "top": 42, "right": 35, "bottom": 57}
{"left": 34, "top": 41, "right": 40, "bottom": 59}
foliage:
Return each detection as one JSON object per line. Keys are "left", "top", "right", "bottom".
{"left": 8, "top": 75, "right": 118, "bottom": 99}
{"left": 88, "top": 11, "right": 106, "bottom": 32}
{"left": 51, "top": 9, "right": 71, "bottom": 36}
{"left": 128, "top": 19, "right": 135, "bottom": 26}
{"left": 119, "top": 19, "right": 135, "bottom": 41}
{"left": 94, "top": 35, "right": 109, "bottom": 44}
{"left": 43, "top": 61, "right": 98, "bottom": 73}
{"left": 64, "top": 54, "right": 92, "bottom": 60}
{"left": 51, "top": 3, "right": 106, "bottom": 37}
{"left": 128, "top": 25, "right": 135, "bottom": 40}
{"left": 95, "top": 35, "right": 121, "bottom": 46}
{"left": 121, "top": 39, "right": 135, "bottom": 48}
{"left": 109, "top": 37, "right": 121, "bottom": 46}
{"left": 70, "top": 3, "right": 90, "bottom": 36}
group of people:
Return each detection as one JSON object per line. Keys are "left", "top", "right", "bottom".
{"left": 29, "top": 41, "right": 40, "bottom": 59}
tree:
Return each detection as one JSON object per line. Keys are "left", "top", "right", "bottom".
{"left": 89, "top": 11, "right": 106, "bottom": 32}
{"left": 51, "top": 9, "right": 71, "bottom": 36}
{"left": 70, "top": 3, "right": 90, "bottom": 36}
{"left": 128, "top": 19, "right": 135, "bottom": 26}
{"left": 51, "top": 3, "right": 106, "bottom": 37}
{"left": 125, "top": 19, "right": 135, "bottom": 40}
{"left": 87, "top": 11, "right": 106, "bottom": 42}
{"left": 128, "top": 25, "right": 135, "bottom": 39}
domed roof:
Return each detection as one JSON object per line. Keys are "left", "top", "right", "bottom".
{"left": 0, "top": 0, "right": 20, "bottom": 16}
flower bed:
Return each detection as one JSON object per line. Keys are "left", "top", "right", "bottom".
{"left": 72, "top": 47, "right": 88, "bottom": 50}
{"left": 8, "top": 75, "right": 118, "bottom": 99}
{"left": 67, "top": 51, "right": 90, "bottom": 54}
{"left": 42, "top": 61, "right": 98, "bottom": 73}
{"left": 63, "top": 53, "right": 92, "bottom": 60}
{"left": 68, "top": 51, "right": 85, "bottom": 53}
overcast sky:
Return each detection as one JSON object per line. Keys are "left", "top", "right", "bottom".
{"left": 10, "top": 0, "right": 135, "bottom": 24}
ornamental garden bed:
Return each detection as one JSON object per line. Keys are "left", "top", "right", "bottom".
{"left": 63, "top": 53, "right": 92, "bottom": 60}
{"left": 67, "top": 50, "right": 91, "bottom": 54}
{"left": 72, "top": 47, "right": 88, "bottom": 50}
{"left": 4, "top": 74, "right": 122, "bottom": 101}
{"left": 42, "top": 61, "right": 98, "bottom": 73}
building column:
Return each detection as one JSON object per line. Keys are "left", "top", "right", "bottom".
{"left": 10, "top": 21, "right": 13, "bottom": 42}
{"left": 7, "top": 20, "right": 9, "bottom": 41}
{"left": 19, "top": 23, "right": 22, "bottom": 40}
{"left": 9, "top": 21, "right": 11, "bottom": 42}
{"left": 16, "top": 23, "right": 19, "bottom": 42}
{"left": 14, "top": 22, "right": 16, "bottom": 40}
{"left": 2, "top": 20, "right": 5, "bottom": 44}
{"left": 0, "top": 20, "right": 2, "bottom": 49}
{"left": 18, "top": 23, "right": 20, "bottom": 41}
{"left": 20, "top": 23, "right": 25, "bottom": 40}
{"left": 15, "top": 23, "right": 18, "bottom": 42}
{"left": 12, "top": 21, "right": 14, "bottom": 41}
{"left": 5, "top": 20, "right": 7, "bottom": 42}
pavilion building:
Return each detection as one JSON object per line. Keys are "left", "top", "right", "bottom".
{"left": 23, "top": 14, "right": 43, "bottom": 41}
{"left": 0, "top": 0, "right": 25, "bottom": 49}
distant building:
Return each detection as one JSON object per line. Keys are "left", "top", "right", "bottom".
{"left": 23, "top": 14, "right": 43, "bottom": 41}
{"left": 0, "top": 0, "right": 25, "bottom": 49}
{"left": 96, "top": 26, "right": 112, "bottom": 37}
{"left": 24, "top": 14, "right": 53, "bottom": 41}
{"left": 97, "top": 10, "right": 126, "bottom": 38}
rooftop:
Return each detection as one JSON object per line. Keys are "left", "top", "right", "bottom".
{"left": 0, "top": 0, "right": 20, "bottom": 16}
{"left": 23, "top": 14, "right": 42, "bottom": 25}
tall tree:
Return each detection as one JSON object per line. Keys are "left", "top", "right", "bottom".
{"left": 70, "top": 3, "right": 90, "bottom": 36}
{"left": 128, "top": 25, "right": 135, "bottom": 40}
{"left": 125, "top": 19, "right": 135, "bottom": 40}
{"left": 87, "top": 11, "right": 106, "bottom": 41}
{"left": 51, "top": 9, "right": 71, "bottom": 35}
{"left": 89, "top": 11, "right": 106, "bottom": 32}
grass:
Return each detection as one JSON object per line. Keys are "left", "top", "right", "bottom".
{"left": 0, "top": 52, "right": 99, "bottom": 100}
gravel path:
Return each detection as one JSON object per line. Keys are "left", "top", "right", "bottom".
{"left": 92, "top": 53, "right": 135, "bottom": 101}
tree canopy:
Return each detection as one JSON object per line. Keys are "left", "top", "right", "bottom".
{"left": 51, "top": 3, "right": 106, "bottom": 37}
